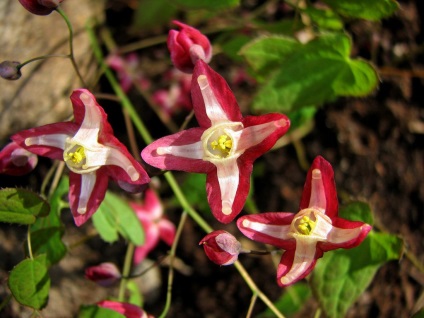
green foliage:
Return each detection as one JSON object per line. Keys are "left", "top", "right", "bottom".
{"left": 179, "top": 173, "right": 210, "bottom": 215}
{"left": 8, "top": 255, "right": 50, "bottom": 310}
{"left": 169, "top": 0, "right": 239, "bottom": 10}
{"left": 240, "top": 33, "right": 378, "bottom": 113}
{"left": 309, "top": 202, "right": 403, "bottom": 318}
{"left": 78, "top": 305, "right": 125, "bottom": 318}
{"left": 0, "top": 188, "right": 49, "bottom": 225}
{"left": 259, "top": 283, "right": 312, "bottom": 317}
{"left": 303, "top": 7, "right": 343, "bottom": 30}
{"left": 26, "top": 227, "right": 67, "bottom": 266}
{"left": 92, "top": 191, "right": 145, "bottom": 245}
{"left": 133, "top": 0, "right": 177, "bottom": 29}
{"left": 126, "top": 280, "right": 143, "bottom": 307}
{"left": 322, "top": 0, "right": 399, "bottom": 21}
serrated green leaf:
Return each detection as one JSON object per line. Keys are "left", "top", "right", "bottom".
{"left": 0, "top": 188, "right": 50, "bottom": 225}
{"left": 93, "top": 191, "right": 144, "bottom": 246}
{"left": 310, "top": 230, "right": 403, "bottom": 318}
{"left": 169, "top": 0, "right": 239, "bottom": 10}
{"left": 8, "top": 255, "right": 50, "bottom": 310}
{"left": 26, "top": 227, "right": 67, "bottom": 266}
{"left": 258, "top": 283, "right": 311, "bottom": 317}
{"left": 78, "top": 305, "right": 125, "bottom": 318}
{"left": 339, "top": 201, "right": 374, "bottom": 225}
{"left": 322, "top": 0, "right": 399, "bottom": 21}
{"left": 244, "top": 33, "right": 378, "bottom": 113}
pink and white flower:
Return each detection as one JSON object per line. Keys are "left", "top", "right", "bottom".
{"left": 12, "top": 89, "right": 150, "bottom": 226}
{"left": 130, "top": 188, "right": 176, "bottom": 264}
{"left": 0, "top": 141, "right": 38, "bottom": 176}
{"left": 237, "top": 156, "right": 372, "bottom": 287}
{"left": 142, "top": 61, "right": 290, "bottom": 223}
{"left": 167, "top": 21, "right": 212, "bottom": 73}
{"left": 199, "top": 230, "right": 241, "bottom": 266}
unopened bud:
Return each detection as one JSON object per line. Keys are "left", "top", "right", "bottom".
{"left": 85, "top": 262, "right": 121, "bottom": 287}
{"left": 18, "top": 0, "right": 64, "bottom": 16}
{"left": 0, "top": 61, "right": 21, "bottom": 80}
{"left": 199, "top": 230, "right": 241, "bottom": 266}
{"left": 0, "top": 141, "right": 37, "bottom": 175}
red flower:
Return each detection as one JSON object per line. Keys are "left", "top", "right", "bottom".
{"left": 130, "top": 188, "right": 176, "bottom": 264}
{"left": 141, "top": 61, "right": 290, "bottom": 223}
{"left": 199, "top": 230, "right": 241, "bottom": 265}
{"left": 85, "top": 262, "right": 121, "bottom": 287}
{"left": 0, "top": 141, "right": 37, "bottom": 176}
{"left": 167, "top": 21, "right": 212, "bottom": 73}
{"left": 237, "top": 156, "right": 372, "bottom": 287}
{"left": 97, "top": 300, "right": 153, "bottom": 318}
{"left": 18, "top": 0, "right": 64, "bottom": 16}
{"left": 12, "top": 89, "right": 150, "bottom": 226}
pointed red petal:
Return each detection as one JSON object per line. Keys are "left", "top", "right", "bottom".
{"left": 299, "top": 156, "right": 338, "bottom": 219}
{"left": 191, "top": 60, "right": 243, "bottom": 127}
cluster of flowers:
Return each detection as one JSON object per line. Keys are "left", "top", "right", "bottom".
{"left": 1, "top": 1, "right": 372, "bottom": 317}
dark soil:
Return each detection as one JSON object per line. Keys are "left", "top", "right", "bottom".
{"left": 1, "top": 0, "right": 423, "bottom": 317}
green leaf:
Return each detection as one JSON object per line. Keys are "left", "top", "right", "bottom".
{"left": 218, "top": 34, "right": 251, "bottom": 62}
{"left": 26, "top": 227, "right": 67, "bottom": 266}
{"left": 303, "top": 7, "right": 343, "bottom": 30}
{"left": 322, "top": 0, "right": 399, "bottom": 21}
{"left": 242, "top": 33, "right": 378, "bottom": 113}
{"left": 179, "top": 173, "right": 210, "bottom": 215}
{"left": 0, "top": 188, "right": 50, "bottom": 225}
{"left": 126, "top": 280, "right": 143, "bottom": 307}
{"left": 93, "top": 191, "right": 144, "bottom": 246}
{"left": 78, "top": 305, "right": 125, "bottom": 318}
{"left": 339, "top": 201, "right": 374, "bottom": 226}
{"left": 258, "top": 283, "right": 311, "bottom": 317}
{"left": 133, "top": 0, "right": 177, "bottom": 29}
{"left": 169, "top": 0, "right": 239, "bottom": 10}
{"left": 8, "top": 255, "right": 50, "bottom": 310}
{"left": 310, "top": 230, "right": 403, "bottom": 318}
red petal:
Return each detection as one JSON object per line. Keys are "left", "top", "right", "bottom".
{"left": 299, "top": 156, "right": 338, "bottom": 219}
{"left": 192, "top": 60, "right": 243, "bottom": 127}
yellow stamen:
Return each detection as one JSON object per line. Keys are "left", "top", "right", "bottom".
{"left": 210, "top": 134, "right": 232, "bottom": 156}
{"left": 65, "top": 146, "right": 86, "bottom": 164}
{"left": 297, "top": 216, "right": 315, "bottom": 235}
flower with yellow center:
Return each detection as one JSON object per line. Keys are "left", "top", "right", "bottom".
{"left": 142, "top": 60, "right": 290, "bottom": 223}
{"left": 237, "top": 156, "right": 372, "bottom": 287}
{"left": 12, "top": 89, "right": 150, "bottom": 226}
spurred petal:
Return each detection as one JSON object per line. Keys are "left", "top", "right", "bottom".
{"left": 319, "top": 221, "right": 372, "bottom": 252}
{"left": 191, "top": 61, "right": 242, "bottom": 127}
{"left": 299, "top": 156, "right": 338, "bottom": 219}
{"left": 12, "top": 122, "right": 77, "bottom": 160}
{"left": 141, "top": 127, "right": 213, "bottom": 173}
{"left": 237, "top": 213, "right": 296, "bottom": 250}
{"left": 69, "top": 171, "right": 109, "bottom": 226}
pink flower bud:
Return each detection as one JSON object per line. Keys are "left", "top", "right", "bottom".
{"left": 199, "top": 230, "right": 241, "bottom": 266}
{"left": 18, "top": 0, "right": 64, "bottom": 16}
{"left": 97, "top": 300, "right": 153, "bottom": 318}
{"left": 167, "top": 20, "right": 212, "bottom": 73}
{"left": 0, "top": 141, "right": 37, "bottom": 176}
{"left": 0, "top": 61, "right": 21, "bottom": 81}
{"left": 85, "top": 262, "right": 121, "bottom": 287}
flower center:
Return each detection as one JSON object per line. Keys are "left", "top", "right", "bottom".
{"left": 64, "top": 144, "right": 87, "bottom": 168}
{"left": 210, "top": 134, "right": 232, "bottom": 157}
{"left": 296, "top": 215, "right": 316, "bottom": 235}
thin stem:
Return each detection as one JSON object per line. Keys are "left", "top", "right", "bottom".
{"left": 55, "top": 8, "right": 87, "bottom": 87}
{"left": 17, "top": 54, "right": 70, "bottom": 70}
{"left": 159, "top": 211, "right": 188, "bottom": 318}
{"left": 27, "top": 226, "right": 34, "bottom": 260}
{"left": 40, "top": 161, "right": 59, "bottom": 197}
{"left": 246, "top": 293, "right": 258, "bottom": 318}
{"left": 118, "top": 242, "right": 135, "bottom": 301}
{"left": 47, "top": 161, "right": 66, "bottom": 199}
{"left": 179, "top": 110, "right": 195, "bottom": 131}
{"left": 123, "top": 255, "right": 168, "bottom": 279}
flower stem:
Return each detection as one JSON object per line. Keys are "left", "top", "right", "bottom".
{"left": 118, "top": 242, "right": 135, "bottom": 302}
{"left": 159, "top": 211, "right": 188, "bottom": 318}
{"left": 55, "top": 8, "right": 87, "bottom": 87}
{"left": 27, "top": 226, "right": 34, "bottom": 260}
{"left": 17, "top": 54, "right": 70, "bottom": 70}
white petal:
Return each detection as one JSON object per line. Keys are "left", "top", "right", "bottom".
{"left": 308, "top": 169, "right": 326, "bottom": 211}
{"left": 327, "top": 226, "right": 363, "bottom": 244}
{"left": 104, "top": 147, "right": 140, "bottom": 181}
{"left": 157, "top": 141, "right": 203, "bottom": 159}
{"left": 25, "top": 134, "right": 68, "bottom": 150}
{"left": 213, "top": 160, "right": 239, "bottom": 215}
{"left": 280, "top": 240, "right": 317, "bottom": 285}
{"left": 197, "top": 75, "right": 229, "bottom": 125}
{"left": 241, "top": 219, "right": 292, "bottom": 241}
{"left": 72, "top": 92, "right": 102, "bottom": 146}
{"left": 77, "top": 173, "right": 97, "bottom": 214}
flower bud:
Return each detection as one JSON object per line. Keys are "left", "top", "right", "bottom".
{"left": 97, "top": 301, "right": 153, "bottom": 318}
{"left": 0, "top": 141, "right": 37, "bottom": 176}
{"left": 167, "top": 20, "right": 212, "bottom": 73}
{"left": 199, "top": 230, "right": 241, "bottom": 266}
{"left": 0, "top": 61, "right": 21, "bottom": 81}
{"left": 18, "top": 0, "right": 64, "bottom": 16}
{"left": 85, "top": 262, "right": 121, "bottom": 287}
